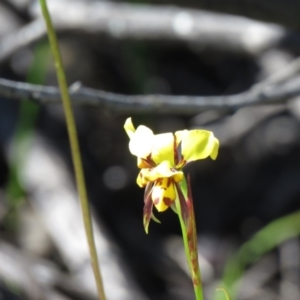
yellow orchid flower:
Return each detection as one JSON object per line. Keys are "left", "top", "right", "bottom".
{"left": 124, "top": 117, "right": 219, "bottom": 232}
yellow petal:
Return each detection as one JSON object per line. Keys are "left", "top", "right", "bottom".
{"left": 151, "top": 133, "right": 175, "bottom": 165}
{"left": 180, "top": 130, "right": 219, "bottom": 163}
{"left": 137, "top": 170, "right": 149, "bottom": 187}
{"left": 210, "top": 137, "right": 219, "bottom": 160}
{"left": 142, "top": 161, "right": 184, "bottom": 183}
{"left": 124, "top": 117, "right": 136, "bottom": 139}
{"left": 137, "top": 157, "right": 152, "bottom": 168}
{"left": 129, "top": 125, "right": 154, "bottom": 159}
{"left": 152, "top": 178, "right": 177, "bottom": 212}
{"left": 174, "top": 130, "right": 188, "bottom": 148}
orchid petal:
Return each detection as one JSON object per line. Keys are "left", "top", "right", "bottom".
{"left": 151, "top": 213, "right": 161, "bottom": 224}
{"left": 129, "top": 125, "right": 154, "bottom": 159}
{"left": 170, "top": 203, "right": 178, "bottom": 214}
{"left": 137, "top": 170, "right": 149, "bottom": 187}
{"left": 152, "top": 178, "right": 177, "bottom": 212}
{"left": 151, "top": 133, "right": 175, "bottom": 165}
{"left": 210, "top": 137, "right": 219, "bottom": 160}
{"left": 174, "top": 130, "right": 188, "bottom": 147}
{"left": 179, "top": 129, "right": 219, "bottom": 163}
{"left": 124, "top": 117, "right": 136, "bottom": 138}
{"left": 140, "top": 161, "right": 184, "bottom": 183}
{"left": 137, "top": 157, "right": 153, "bottom": 169}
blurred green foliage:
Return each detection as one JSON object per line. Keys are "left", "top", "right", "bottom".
{"left": 216, "top": 210, "right": 300, "bottom": 300}
{"left": 5, "top": 43, "right": 50, "bottom": 229}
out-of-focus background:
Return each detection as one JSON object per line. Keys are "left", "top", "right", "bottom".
{"left": 1, "top": 0, "right": 300, "bottom": 300}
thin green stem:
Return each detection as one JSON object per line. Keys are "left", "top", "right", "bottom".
{"left": 176, "top": 197, "right": 192, "bottom": 271}
{"left": 38, "top": 1, "right": 106, "bottom": 300}
{"left": 175, "top": 191, "right": 204, "bottom": 300}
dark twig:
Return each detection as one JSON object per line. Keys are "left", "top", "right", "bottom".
{"left": 0, "top": 77, "right": 299, "bottom": 114}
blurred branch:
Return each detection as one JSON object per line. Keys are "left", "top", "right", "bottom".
{"left": 253, "top": 55, "right": 300, "bottom": 90}
{"left": 0, "top": 76, "right": 300, "bottom": 114}
{"left": 0, "top": 19, "right": 45, "bottom": 62}
{"left": 45, "top": 2, "right": 285, "bottom": 54}
{"left": 0, "top": 2, "right": 288, "bottom": 62}
{"left": 173, "top": 0, "right": 300, "bottom": 30}
{"left": 2, "top": 49, "right": 300, "bottom": 114}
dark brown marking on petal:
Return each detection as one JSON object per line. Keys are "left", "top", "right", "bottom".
{"left": 173, "top": 133, "right": 179, "bottom": 165}
{"left": 153, "top": 197, "right": 160, "bottom": 205}
{"left": 156, "top": 178, "right": 163, "bottom": 186}
{"left": 167, "top": 178, "right": 172, "bottom": 187}
{"left": 163, "top": 197, "right": 172, "bottom": 207}
{"left": 177, "top": 138, "right": 183, "bottom": 164}
{"left": 141, "top": 158, "right": 150, "bottom": 168}
{"left": 146, "top": 155, "right": 157, "bottom": 167}
{"left": 176, "top": 159, "right": 187, "bottom": 169}
{"left": 174, "top": 182, "right": 189, "bottom": 225}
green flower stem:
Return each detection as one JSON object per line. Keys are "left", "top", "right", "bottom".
{"left": 38, "top": 1, "right": 106, "bottom": 300}
{"left": 175, "top": 187, "right": 204, "bottom": 300}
